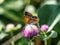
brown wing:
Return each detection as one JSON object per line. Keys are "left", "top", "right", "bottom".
{"left": 25, "top": 12, "right": 32, "bottom": 17}
{"left": 30, "top": 16, "right": 39, "bottom": 24}
{"left": 24, "top": 12, "right": 32, "bottom": 23}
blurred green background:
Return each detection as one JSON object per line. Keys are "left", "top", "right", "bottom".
{"left": 0, "top": 0, "right": 60, "bottom": 45}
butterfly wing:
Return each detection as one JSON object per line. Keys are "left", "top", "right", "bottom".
{"left": 30, "top": 16, "right": 39, "bottom": 24}
{"left": 24, "top": 12, "right": 32, "bottom": 23}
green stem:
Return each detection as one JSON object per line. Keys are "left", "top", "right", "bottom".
{"left": 11, "top": 41, "right": 15, "bottom": 45}
{"left": 29, "top": 37, "right": 31, "bottom": 45}
{"left": 30, "top": 40, "right": 31, "bottom": 45}
{"left": 21, "top": 37, "right": 24, "bottom": 45}
{"left": 37, "top": 23, "right": 41, "bottom": 34}
{"left": 11, "top": 32, "right": 15, "bottom": 45}
{"left": 43, "top": 32, "right": 47, "bottom": 45}
{"left": 44, "top": 39, "right": 47, "bottom": 45}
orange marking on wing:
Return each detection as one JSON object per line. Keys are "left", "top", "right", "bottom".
{"left": 24, "top": 16, "right": 30, "bottom": 23}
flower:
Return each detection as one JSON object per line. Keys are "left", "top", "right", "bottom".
{"left": 40, "top": 24, "right": 49, "bottom": 32}
{"left": 5, "top": 24, "right": 15, "bottom": 32}
{"left": 23, "top": 24, "right": 39, "bottom": 37}
{"left": 5, "top": 24, "right": 22, "bottom": 32}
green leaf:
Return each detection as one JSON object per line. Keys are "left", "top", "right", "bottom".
{"left": 38, "top": 4, "right": 60, "bottom": 45}
{"left": 4, "top": 10, "right": 24, "bottom": 23}
{"left": 57, "top": 40, "right": 60, "bottom": 45}
{"left": 38, "top": 4, "right": 60, "bottom": 33}
{"left": 4, "top": 0, "right": 25, "bottom": 11}
{"left": 38, "top": 5, "right": 57, "bottom": 25}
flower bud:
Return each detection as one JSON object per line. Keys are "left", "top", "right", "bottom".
{"left": 40, "top": 24, "right": 49, "bottom": 32}
{"left": 5, "top": 24, "right": 15, "bottom": 32}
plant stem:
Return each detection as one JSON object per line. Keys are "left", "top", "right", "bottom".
{"left": 30, "top": 40, "right": 31, "bottom": 45}
{"left": 29, "top": 37, "right": 31, "bottom": 45}
{"left": 11, "top": 32, "right": 15, "bottom": 45}
{"left": 37, "top": 23, "right": 41, "bottom": 34}
{"left": 44, "top": 39, "right": 47, "bottom": 45}
{"left": 11, "top": 41, "right": 15, "bottom": 45}
{"left": 43, "top": 32, "right": 47, "bottom": 45}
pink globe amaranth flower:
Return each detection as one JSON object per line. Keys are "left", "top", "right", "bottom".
{"left": 40, "top": 24, "right": 49, "bottom": 32}
{"left": 23, "top": 24, "right": 39, "bottom": 37}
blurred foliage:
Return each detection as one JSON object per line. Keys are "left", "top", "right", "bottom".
{"left": 0, "top": 0, "right": 60, "bottom": 45}
{"left": 38, "top": 0, "right": 60, "bottom": 45}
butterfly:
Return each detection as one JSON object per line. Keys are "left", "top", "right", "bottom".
{"left": 24, "top": 12, "right": 39, "bottom": 24}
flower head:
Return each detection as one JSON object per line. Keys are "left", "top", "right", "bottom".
{"left": 23, "top": 24, "right": 39, "bottom": 37}
{"left": 40, "top": 24, "right": 49, "bottom": 32}
{"left": 5, "top": 24, "right": 22, "bottom": 32}
{"left": 5, "top": 24, "right": 15, "bottom": 32}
